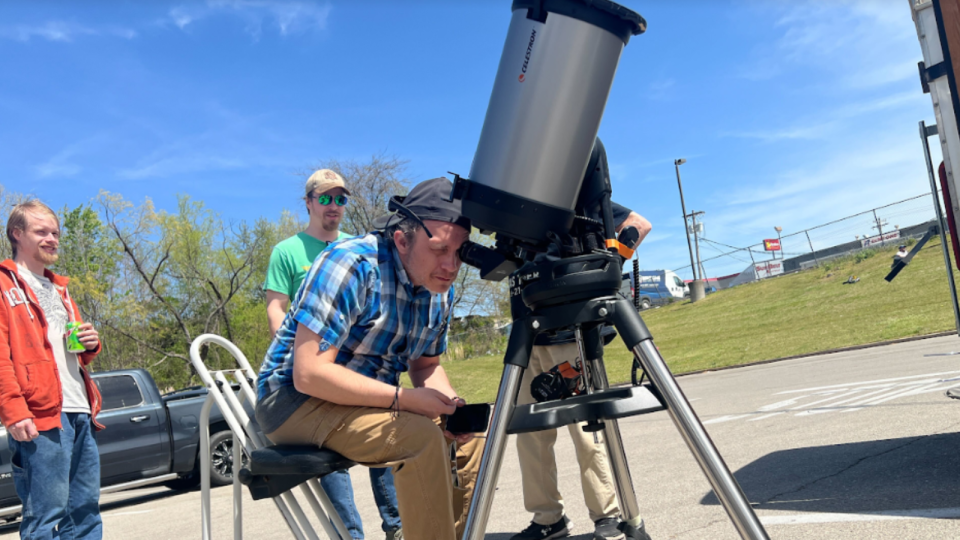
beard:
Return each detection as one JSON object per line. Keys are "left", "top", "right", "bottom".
{"left": 322, "top": 216, "right": 341, "bottom": 232}
{"left": 36, "top": 249, "right": 58, "bottom": 266}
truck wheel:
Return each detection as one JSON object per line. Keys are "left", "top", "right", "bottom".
{"left": 640, "top": 299, "right": 651, "bottom": 310}
{"left": 210, "top": 430, "right": 248, "bottom": 486}
{"left": 209, "top": 431, "right": 248, "bottom": 486}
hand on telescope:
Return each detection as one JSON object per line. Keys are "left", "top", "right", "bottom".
{"left": 398, "top": 387, "right": 458, "bottom": 419}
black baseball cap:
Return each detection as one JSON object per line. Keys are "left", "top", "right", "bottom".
{"left": 373, "top": 177, "right": 470, "bottom": 235}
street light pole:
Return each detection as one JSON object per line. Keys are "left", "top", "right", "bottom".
{"left": 675, "top": 159, "right": 697, "bottom": 281}
{"left": 675, "top": 159, "right": 705, "bottom": 302}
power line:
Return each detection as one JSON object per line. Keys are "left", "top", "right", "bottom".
{"left": 779, "top": 192, "right": 934, "bottom": 240}
{"left": 670, "top": 193, "right": 939, "bottom": 275}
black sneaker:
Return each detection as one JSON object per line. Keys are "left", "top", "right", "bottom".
{"left": 510, "top": 515, "right": 572, "bottom": 540}
{"left": 618, "top": 520, "right": 652, "bottom": 540}
{"left": 593, "top": 518, "right": 625, "bottom": 540}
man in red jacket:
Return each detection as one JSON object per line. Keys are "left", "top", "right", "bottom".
{"left": 1, "top": 200, "right": 104, "bottom": 540}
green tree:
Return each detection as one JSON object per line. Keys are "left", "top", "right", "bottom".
{"left": 94, "top": 191, "right": 271, "bottom": 388}
{"left": 55, "top": 204, "right": 123, "bottom": 371}
{"left": 0, "top": 183, "right": 28, "bottom": 258}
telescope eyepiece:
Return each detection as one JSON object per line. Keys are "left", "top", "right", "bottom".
{"left": 457, "top": 240, "right": 518, "bottom": 282}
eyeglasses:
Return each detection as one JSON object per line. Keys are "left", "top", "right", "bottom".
{"left": 313, "top": 194, "right": 348, "bottom": 206}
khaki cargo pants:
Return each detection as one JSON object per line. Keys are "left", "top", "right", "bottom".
{"left": 267, "top": 397, "right": 484, "bottom": 540}
{"left": 516, "top": 342, "right": 621, "bottom": 525}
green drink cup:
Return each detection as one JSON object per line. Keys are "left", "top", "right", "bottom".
{"left": 65, "top": 322, "right": 86, "bottom": 353}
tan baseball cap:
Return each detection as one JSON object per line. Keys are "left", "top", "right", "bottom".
{"left": 305, "top": 169, "right": 351, "bottom": 196}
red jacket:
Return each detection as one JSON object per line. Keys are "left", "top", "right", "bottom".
{"left": 0, "top": 260, "right": 103, "bottom": 431}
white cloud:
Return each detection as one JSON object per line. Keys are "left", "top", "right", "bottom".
{"left": 724, "top": 122, "right": 836, "bottom": 143}
{"left": 119, "top": 154, "right": 246, "bottom": 180}
{"left": 169, "top": 7, "right": 197, "bottom": 30}
{"left": 36, "top": 162, "right": 81, "bottom": 178}
{"left": 0, "top": 21, "right": 137, "bottom": 42}
{"left": 116, "top": 102, "right": 289, "bottom": 180}
{"left": 166, "top": 1, "right": 332, "bottom": 37}
{"left": 646, "top": 78, "right": 676, "bottom": 101}
{"left": 33, "top": 137, "right": 107, "bottom": 179}
{"left": 640, "top": 232, "right": 672, "bottom": 244}
{"left": 110, "top": 27, "right": 138, "bottom": 40}
{"left": 708, "top": 129, "right": 933, "bottom": 244}
{"left": 723, "top": 90, "right": 921, "bottom": 143}
{"left": 741, "top": 0, "right": 918, "bottom": 91}
{"left": 0, "top": 21, "right": 94, "bottom": 42}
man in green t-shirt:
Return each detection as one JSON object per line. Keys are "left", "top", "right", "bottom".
{"left": 263, "top": 169, "right": 402, "bottom": 540}
{"left": 265, "top": 169, "right": 352, "bottom": 334}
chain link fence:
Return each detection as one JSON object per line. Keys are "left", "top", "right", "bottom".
{"left": 674, "top": 193, "right": 940, "bottom": 280}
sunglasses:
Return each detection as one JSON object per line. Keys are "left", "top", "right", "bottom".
{"left": 313, "top": 194, "right": 348, "bottom": 206}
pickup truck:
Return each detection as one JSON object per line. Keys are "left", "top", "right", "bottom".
{"left": 0, "top": 368, "right": 243, "bottom": 519}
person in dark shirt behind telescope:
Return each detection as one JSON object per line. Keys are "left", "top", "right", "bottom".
{"left": 511, "top": 202, "right": 653, "bottom": 540}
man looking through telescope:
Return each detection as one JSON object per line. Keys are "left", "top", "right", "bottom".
{"left": 263, "top": 168, "right": 402, "bottom": 540}
{"left": 512, "top": 203, "right": 651, "bottom": 540}
{"left": 256, "top": 177, "right": 482, "bottom": 540}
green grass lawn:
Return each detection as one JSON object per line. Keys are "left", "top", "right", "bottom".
{"left": 442, "top": 237, "right": 960, "bottom": 404}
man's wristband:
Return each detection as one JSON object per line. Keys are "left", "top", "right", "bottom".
{"left": 391, "top": 385, "right": 401, "bottom": 418}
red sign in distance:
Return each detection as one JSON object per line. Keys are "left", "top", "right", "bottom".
{"left": 763, "top": 239, "right": 781, "bottom": 251}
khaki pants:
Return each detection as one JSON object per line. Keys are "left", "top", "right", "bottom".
{"left": 268, "top": 397, "right": 483, "bottom": 540}
{"left": 516, "top": 342, "right": 621, "bottom": 525}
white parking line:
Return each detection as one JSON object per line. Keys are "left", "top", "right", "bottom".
{"left": 103, "top": 510, "right": 153, "bottom": 517}
{"left": 761, "top": 507, "right": 960, "bottom": 525}
{"left": 844, "top": 381, "right": 948, "bottom": 413}
{"left": 774, "top": 371, "right": 960, "bottom": 394}
{"left": 788, "top": 389, "right": 864, "bottom": 414}
{"left": 708, "top": 370, "right": 960, "bottom": 425}
{"left": 703, "top": 414, "right": 751, "bottom": 425}
{"left": 748, "top": 412, "right": 784, "bottom": 422}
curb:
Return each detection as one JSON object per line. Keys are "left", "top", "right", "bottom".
{"left": 674, "top": 330, "right": 959, "bottom": 378}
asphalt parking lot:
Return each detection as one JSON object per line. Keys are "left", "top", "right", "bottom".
{"left": 5, "top": 334, "right": 960, "bottom": 539}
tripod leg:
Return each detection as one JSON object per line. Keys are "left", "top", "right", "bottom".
{"left": 580, "top": 328, "right": 643, "bottom": 531}
{"left": 461, "top": 364, "right": 524, "bottom": 540}
{"left": 462, "top": 310, "right": 537, "bottom": 540}
{"left": 612, "top": 299, "right": 769, "bottom": 540}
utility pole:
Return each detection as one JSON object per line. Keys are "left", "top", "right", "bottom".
{"left": 872, "top": 210, "right": 886, "bottom": 246}
{"left": 690, "top": 210, "right": 705, "bottom": 280}
{"left": 774, "top": 226, "right": 783, "bottom": 260}
{"left": 805, "top": 230, "right": 820, "bottom": 268}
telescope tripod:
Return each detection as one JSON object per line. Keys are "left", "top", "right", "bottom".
{"left": 461, "top": 254, "right": 769, "bottom": 540}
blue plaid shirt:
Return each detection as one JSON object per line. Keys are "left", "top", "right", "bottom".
{"left": 257, "top": 232, "right": 453, "bottom": 403}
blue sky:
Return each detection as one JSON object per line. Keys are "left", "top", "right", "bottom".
{"left": 0, "top": 0, "right": 941, "bottom": 279}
